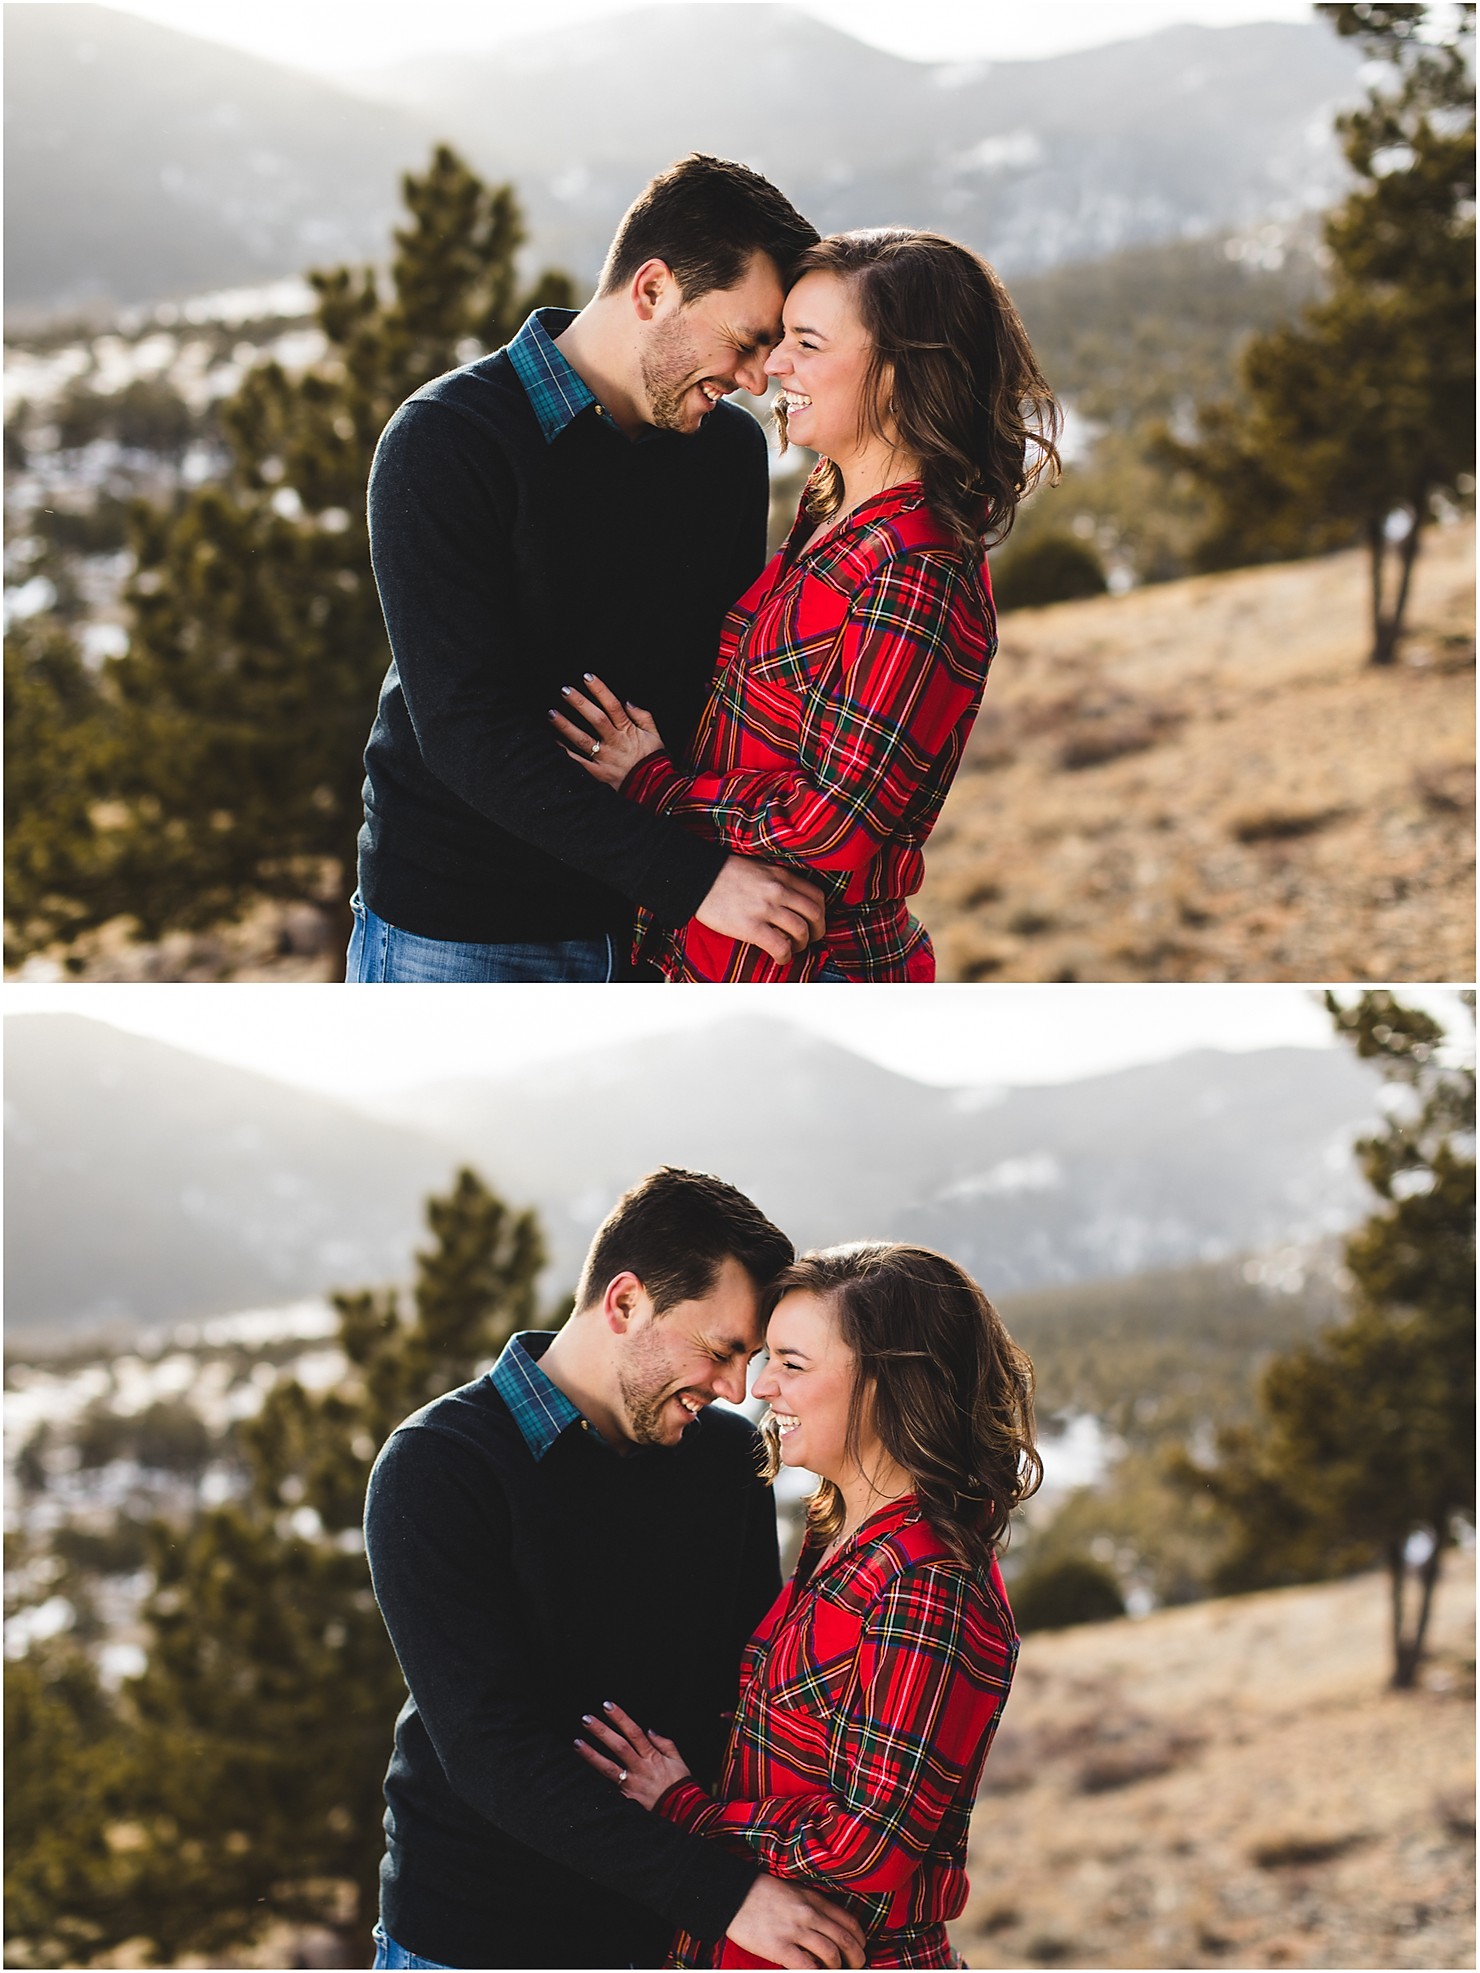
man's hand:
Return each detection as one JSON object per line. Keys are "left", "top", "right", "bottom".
{"left": 696, "top": 856, "right": 827, "bottom": 966}
{"left": 727, "top": 1875, "right": 866, "bottom": 1971}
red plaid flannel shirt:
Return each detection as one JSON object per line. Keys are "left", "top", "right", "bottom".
{"left": 625, "top": 479, "right": 997, "bottom": 982}
{"left": 661, "top": 1497, "right": 1018, "bottom": 1970}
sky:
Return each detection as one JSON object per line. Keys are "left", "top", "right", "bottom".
{"left": 7, "top": 985, "right": 1469, "bottom": 1105}
{"left": 10, "top": 0, "right": 1320, "bottom": 71}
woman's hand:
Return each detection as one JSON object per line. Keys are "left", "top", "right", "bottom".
{"left": 574, "top": 1699, "right": 692, "bottom": 1810}
{"left": 550, "top": 673, "right": 664, "bottom": 790}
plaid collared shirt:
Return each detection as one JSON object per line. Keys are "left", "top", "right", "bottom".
{"left": 660, "top": 1497, "right": 1018, "bottom": 1969}
{"left": 625, "top": 478, "right": 997, "bottom": 982}
{"left": 507, "top": 307, "right": 610, "bottom": 442}
{"left": 490, "top": 1330, "right": 598, "bottom": 1459}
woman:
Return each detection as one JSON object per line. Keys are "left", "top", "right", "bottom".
{"left": 576, "top": 1244, "right": 1041, "bottom": 1969}
{"left": 549, "top": 229, "right": 1059, "bottom": 981}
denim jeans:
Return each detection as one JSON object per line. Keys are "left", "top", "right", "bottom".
{"left": 372, "top": 1922, "right": 454, "bottom": 1969}
{"left": 346, "top": 893, "right": 618, "bottom": 983}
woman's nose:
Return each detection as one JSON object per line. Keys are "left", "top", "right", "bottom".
{"left": 752, "top": 1363, "right": 776, "bottom": 1401}
{"left": 763, "top": 345, "right": 791, "bottom": 379}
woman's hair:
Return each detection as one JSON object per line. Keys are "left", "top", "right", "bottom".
{"left": 760, "top": 1243, "right": 1041, "bottom": 1569}
{"left": 779, "top": 229, "right": 1061, "bottom": 556}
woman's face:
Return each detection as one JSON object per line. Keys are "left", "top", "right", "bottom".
{"left": 763, "top": 270, "right": 887, "bottom": 463}
{"left": 752, "top": 1288, "right": 873, "bottom": 1480}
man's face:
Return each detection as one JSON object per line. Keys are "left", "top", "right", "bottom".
{"left": 639, "top": 252, "right": 788, "bottom": 433}
{"left": 615, "top": 1253, "right": 766, "bottom": 1446}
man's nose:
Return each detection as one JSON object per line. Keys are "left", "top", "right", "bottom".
{"left": 713, "top": 1359, "right": 749, "bottom": 1406}
{"left": 734, "top": 350, "right": 771, "bottom": 395}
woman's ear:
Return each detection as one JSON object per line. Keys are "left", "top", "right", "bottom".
{"left": 876, "top": 361, "right": 901, "bottom": 443}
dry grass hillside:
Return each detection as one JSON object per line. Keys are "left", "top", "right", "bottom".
{"left": 956, "top": 1551, "right": 1475, "bottom": 1970}
{"left": 15, "top": 528, "right": 1472, "bottom": 985}
{"left": 922, "top": 525, "right": 1475, "bottom": 982}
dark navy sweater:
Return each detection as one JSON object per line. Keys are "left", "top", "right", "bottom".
{"left": 363, "top": 1370, "right": 781, "bottom": 1969}
{"left": 358, "top": 332, "right": 770, "bottom": 942}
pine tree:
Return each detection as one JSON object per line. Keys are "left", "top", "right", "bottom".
{"left": 3, "top": 1168, "right": 548, "bottom": 1967}
{"left": 4, "top": 149, "right": 577, "bottom": 958}
{"left": 3, "top": 1649, "right": 134, "bottom": 1970}
{"left": 1166, "top": 4, "right": 1474, "bottom": 663}
{"left": 1177, "top": 991, "right": 1475, "bottom": 1687}
{"left": 3, "top": 617, "right": 121, "bottom": 962}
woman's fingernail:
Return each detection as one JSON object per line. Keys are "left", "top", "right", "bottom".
{"left": 561, "top": 685, "right": 574, "bottom": 696}
{"left": 581, "top": 1714, "right": 593, "bottom": 1723}
{"left": 602, "top": 1700, "right": 615, "bottom": 1710}
{"left": 583, "top": 672, "right": 596, "bottom": 682}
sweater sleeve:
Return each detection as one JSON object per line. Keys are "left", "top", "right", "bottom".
{"left": 620, "top": 554, "right": 989, "bottom": 880}
{"left": 656, "top": 1564, "right": 1014, "bottom": 1897}
{"left": 367, "top": 399, "right": 728, "bottom": 926}
{"left": 364, "top": 1424, "right": 758, "bottom": 1942}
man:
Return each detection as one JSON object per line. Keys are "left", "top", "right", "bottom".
{"left": 364, "top": 1168, "right": 867, "bottom": 1971}
{"left": 349, "top": 156, "right": 828, "bottom": 982}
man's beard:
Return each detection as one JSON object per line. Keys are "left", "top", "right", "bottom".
{"left": 618, "top": 1369, "right": 681, "bottom": 1445}
{"left": 641, "top": 315, "right": 706, "bottom": 431}
{"left": 617, "top": 1324, "right": 697, "bottom": 1445}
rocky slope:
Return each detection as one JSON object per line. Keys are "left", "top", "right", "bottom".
{"left": 959, "top": 1552, "right": 1476, "bottom": 1969}
{"left": 921, "top": 524, "right": 1476, "bottom": 982}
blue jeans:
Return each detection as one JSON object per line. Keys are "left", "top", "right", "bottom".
{"left": 372, "top": 1923, "right": 453, "bottom": 1969}
{"left": 346, "top": 893, "right": 618, "bottom": 983}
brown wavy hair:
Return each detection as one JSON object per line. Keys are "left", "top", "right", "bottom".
{"left": 759, "top": 1243, "right": 1041, "bottom": 1570}
{"left": 778, "top": 229, "right": 1060, "bottom": 556}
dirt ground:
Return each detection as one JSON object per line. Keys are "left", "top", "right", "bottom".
{"left": 921, "top": 525, "right": 1476, "bottom": 983}
{"left": 955, "top": 1551, "right": 1476, "bottom": 1970}
{"left": 14, "top": 529, "right": 1472, "bottom": 986}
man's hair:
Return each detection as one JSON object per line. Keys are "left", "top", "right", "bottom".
{"left": 598, "top": 154, "right": 818, "bottom": 302}
{"left": 576, "top": 1166, "right": 793, "bottom": 1314}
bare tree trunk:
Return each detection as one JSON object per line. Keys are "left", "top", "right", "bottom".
{"left": 1378, "top": 510, "right": 1425, "bottom": 666}
{"left": 1390, "top": 1533, "right": 1446, "bottom": 1689}
{"left": 1367, "top": 519, "right": 1390, "bottom": 666}
{"left": 1387, "top": 1539, "right": 1409, "bottom": 1684}
{"left": 1394, "top": 1536, "right": 1446, "bottom": 1690}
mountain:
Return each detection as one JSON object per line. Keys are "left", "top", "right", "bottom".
{"left": 3, "top": 1013, "right": 457, "bottom": 1341}
{"left": 3, "top": 2, "right": 434, "bottom": 312}
{"left": 4, "top": 3, "right": 1364, "bottom": 317}
{"left": 342, "top": 8, "right": 1364, "bottom": 282}
{"left": 4, "top": 1012, "right": 1381, "bottom": 1348}
{"left": 366, "top": 1017, "right": 1382, "bottom": 1291}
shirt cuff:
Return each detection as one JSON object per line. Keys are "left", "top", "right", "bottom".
{"left": 622, "top": 751, "right": 684, "bottom": 811}
{"left": 656, "top": 1777, "right": 716, "bottom": 1831}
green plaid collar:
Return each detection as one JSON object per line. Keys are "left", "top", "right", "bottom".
{"left": 507, "top": 307, "right": 601, "bottom": 443}
{"left": 490, "top": 1329, "right": 588, "bottom": 1459}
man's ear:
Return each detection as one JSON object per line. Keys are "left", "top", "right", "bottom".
{"left": 629, "top": 257, "right": 679, "bottom": 324}
{"left": 601, "top": 1270, "right": 646, "bottom": 1333}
